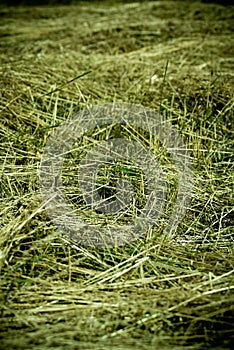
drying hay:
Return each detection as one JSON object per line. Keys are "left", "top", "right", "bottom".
{"left": 0, "top": 1, "right": 233, "bottom": 349}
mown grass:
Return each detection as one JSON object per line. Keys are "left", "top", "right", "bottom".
{"left": 0, "top": 1, "right": 233, "bottom": 349}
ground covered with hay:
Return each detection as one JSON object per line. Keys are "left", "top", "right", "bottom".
{"left": 0, "top": 1, "right": 234, "bottom": 349}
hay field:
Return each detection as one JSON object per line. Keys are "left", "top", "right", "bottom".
{"left": 0, "top": 1, "right": 233, "bottom": 349}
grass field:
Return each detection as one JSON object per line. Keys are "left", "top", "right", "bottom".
{"left": 0, "top": 1, "right": 234, "bottom": 349}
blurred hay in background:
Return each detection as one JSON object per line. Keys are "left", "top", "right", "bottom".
{"left": 0, "top": 1, "right": 233, "bottom": 349}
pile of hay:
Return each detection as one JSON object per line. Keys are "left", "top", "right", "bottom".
{"left": 0, "top": 1, "right": 233, "bottom": 349}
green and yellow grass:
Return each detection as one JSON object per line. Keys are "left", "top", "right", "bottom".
{"left": 0, "top": 1, "right": 233, "bottom": 349}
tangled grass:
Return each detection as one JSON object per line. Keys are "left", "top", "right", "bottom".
{"left": 0, "top": 1, "right": 233, "bottom": 349}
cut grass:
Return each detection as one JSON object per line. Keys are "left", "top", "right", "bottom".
{"left": 0, "top": 1, "right": 233, "bottom": 349}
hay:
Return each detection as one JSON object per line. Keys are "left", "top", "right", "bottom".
{"left": 0, "top": 1, "right": 233, "bottom": 349}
